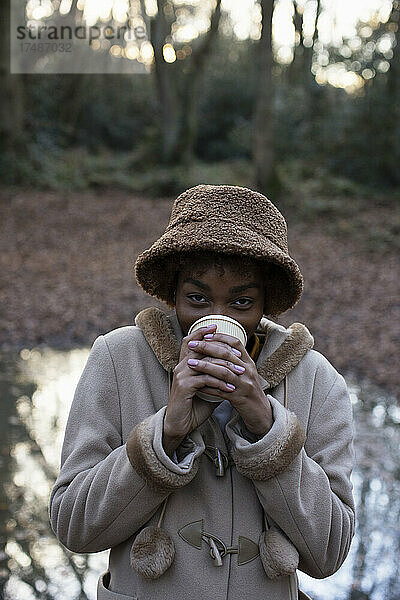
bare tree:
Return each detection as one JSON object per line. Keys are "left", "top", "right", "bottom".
{"left": 151, "top": 0, "right": 222, "bottom": 164}
{"left": 289, "top": 0, "right": 321, "bottom": 79}
{"left": 252, "top": 0, "right": 278, "bottom": 193}
{"left": 288, "top": 0, "right": 322, "bottom": 118}
{"left": 385, "top": 0, "right": 400, "bottom": 168}
{"left": 0, "top": 0, "right": 25, "bottom": 157}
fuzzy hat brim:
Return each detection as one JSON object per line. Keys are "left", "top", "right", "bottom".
{"left": 135, "top": 217, "right": 303, "bottom": 316}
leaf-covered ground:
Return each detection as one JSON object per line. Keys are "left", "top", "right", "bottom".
{"left": 1, "top": 188, "right": 398, "bottom": 399}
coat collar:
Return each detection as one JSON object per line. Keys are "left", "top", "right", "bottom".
{"left": 134, "top": 306, "right": 314, "bottom": 389}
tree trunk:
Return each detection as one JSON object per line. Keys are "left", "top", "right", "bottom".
{"left": 289, "top": 0, "right": 304, "bottom": 84}
{"left": 178, "top": 0, "right": 222, "bottom": 165}
{"left": 384, "top": 3, "right": 400, "bottom": 184}
{"left": 304, "top": 0, "right": 320, "bottom": 88}
{"left": 304, "top": 0, "right": 322, "bottom": 142}
{"left": 288, "top": 1, "right": 321, "bottom": 116}
{"left": 252, "top": 0, "right": 278, "bottom": 194}
{"left": 57, "top": 0, "right": 104, "bottom": 147}
{"left": 151, "top": 0, "right": 222, "bottom": 165}
{"left": 0, "top": 0, "right": 25, "bottom": 156}
{"left": 151, "top": 0, "right": 181, "bottom": 163}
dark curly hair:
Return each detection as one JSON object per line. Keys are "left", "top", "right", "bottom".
{"left": 164, "top": 250, "right": 288, "bottom": 317}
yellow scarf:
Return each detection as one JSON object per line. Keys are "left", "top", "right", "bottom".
{"left": 247, "top": 333, "right": 262, "bottom": 362}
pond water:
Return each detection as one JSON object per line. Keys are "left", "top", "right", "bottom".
{"left": 0, "top": 347, "right": 399, "bottom": 600}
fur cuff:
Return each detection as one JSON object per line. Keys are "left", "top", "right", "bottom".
{"left": 226, "top": 396, "right": 306, "bottom": 481}
{"left": 126, "top": 412, "right": 202, "bottom": 494}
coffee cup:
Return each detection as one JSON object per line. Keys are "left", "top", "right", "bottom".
{"left": 188, "top": 314, "right": 247, "bottom": 403}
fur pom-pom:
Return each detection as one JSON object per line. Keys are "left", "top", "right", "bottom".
{"left": 259, "top": 527, "right": 299, "bottom": 579}
{"left": 130, "top": 526, "right": 175, "bottom": 579}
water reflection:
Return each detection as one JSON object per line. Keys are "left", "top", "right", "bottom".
{"left": 1, "top": 348, "right": 107, "bottom": 600}
{"left": 1, "top": 348, "right": 399, "bottom": 600}
{"left": 299, "top": 378, "right": 400, "bottom": 600}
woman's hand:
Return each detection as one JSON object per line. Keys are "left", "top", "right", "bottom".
{"left": 163, "top": 324, "right": 246, "bottom": 456}
{"left": 183, "top": 332, "right": 273, "bottom": 438}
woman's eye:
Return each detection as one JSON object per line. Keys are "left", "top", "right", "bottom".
{"left": 233, "top": 298, "right": 253, "bottom": 307}
{"left": 188, "top": 294, "right": 207, "bottom": 303}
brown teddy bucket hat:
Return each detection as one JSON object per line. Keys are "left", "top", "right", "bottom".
{"left": 134, "top": 184, "right": 304, "bottom": 315}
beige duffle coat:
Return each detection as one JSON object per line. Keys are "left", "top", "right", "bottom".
{"left": 49, "top": 306, "right": 355, "bottom": 600}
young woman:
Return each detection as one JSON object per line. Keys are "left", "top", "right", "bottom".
{"left": 49, "top": 184, "right": 355, "bottom": 600}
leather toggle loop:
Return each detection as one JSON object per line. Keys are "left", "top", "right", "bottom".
{"left": 204, "top": 446, "right": 230, "bottom": 477}
{"left": 201, "top": 533, "right": 229, "bottom": 566}
{"left": 178, "top": 520, "right": 259, "bottom": 567}
{"left": 205, "top": 536, "right": 224, "bottom": 567}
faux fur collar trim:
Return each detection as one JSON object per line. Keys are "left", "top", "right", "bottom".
{"left": 135, "top": 307, "right": 314, "bottom": 388}
{"left": 256, "top": 322, "right": 314, "bottom": 387}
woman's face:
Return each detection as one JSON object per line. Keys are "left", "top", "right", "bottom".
{"left": 175, "top": 262, "right": 265, "bottom": 342}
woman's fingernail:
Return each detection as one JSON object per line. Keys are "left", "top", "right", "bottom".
{"left": 188, "top": 341, "right": 199, "bottom": 348}
{"left": 226, "top": 383, "right": 235, "bottom": 390}
{"left": 188, "top": 358, "right": 199, "bottom": 366}
{"left": 231, "top": 348, "right": 241, "bottom": 356}
{"left": 204, "top": 333, "right": 214, "bottom": 339}
{"left": 234, "top": 365, "right": 245, "bottom": 373}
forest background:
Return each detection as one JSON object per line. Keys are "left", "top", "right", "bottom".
{"left": 1, "top": 2, "right": 400, "bottom": 599}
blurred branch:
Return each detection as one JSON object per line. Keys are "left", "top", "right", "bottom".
{"left": 387, "top": 1, "right": 400, "bottom": 91}
{"left": 290, "top": 0, "right": 320, "bottom": 83}
{"left": 151, "top": 0, "right": 222, "bottom": 164}
{"left": 306, "top": 0, "right": 321, "bottom": 76}
{"left": 293, "top": 0, "right": 304, "bottom": 47}
{"left": 253, "top": 0, "right": 279, "bottom": 193}
{"left": 151, "top": 0, "right": 180, "bottom": 162}
{"left": 191, "top": 0, "right": 222, "bottom": 70}
{"left": 178, "top": 0, "right": 222, "bottom": 163}
{"left": 290, "top": 0, "right": 304, "bottom": 78}
{"left": 138, "top": 0, "right": 147, "bottom": 22}
{"left": 71, "top": 0, "right": 79, "bottom": 15}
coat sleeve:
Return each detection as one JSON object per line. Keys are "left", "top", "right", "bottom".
{"left": 225, "top": 358, "right": 355, "bottom": 579}
{"left": 48, "top": 335, "right": 204, "bottom": 554}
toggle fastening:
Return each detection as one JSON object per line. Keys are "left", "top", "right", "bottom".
{"left": 204, "top": 446, "right": 230, "bottom": 477}
{"left": 178, "top": 520, "right": 260, "bottom": 567}
{"left": 205, "top": 535, "right": 225, "bottom": 567}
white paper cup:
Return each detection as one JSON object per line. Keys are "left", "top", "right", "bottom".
{"left": 188, "top": 314, "right": 247, "bottom": 345}
{"left": 188, "top": 314, "right": 247, "bottom": 403}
